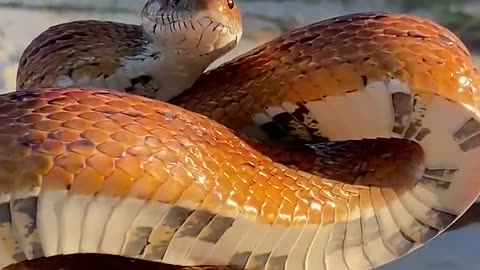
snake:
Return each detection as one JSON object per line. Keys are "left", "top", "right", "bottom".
{"left": 1, "top": 0, "right": 480, "bottom": 269}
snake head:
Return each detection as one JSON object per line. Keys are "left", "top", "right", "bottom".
{"left": 141, "top": 0, "right": 242, "bottom": 56}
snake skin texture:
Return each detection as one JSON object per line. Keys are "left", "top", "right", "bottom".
{"left": 6, "top": 6, "right": 480, "bottom": 270}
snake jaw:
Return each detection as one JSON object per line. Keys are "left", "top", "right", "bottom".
{"left": 141, "top": 0, "right": 242, "bottom": 57}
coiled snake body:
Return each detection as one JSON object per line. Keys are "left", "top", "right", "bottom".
{"left": 2, "top": 0, "right": 480, "bottom": 269}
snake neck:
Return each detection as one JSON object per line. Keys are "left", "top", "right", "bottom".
{"left": 16, "top": 20, "right": 233, "bottom": 101}
{"left": 129, "top": 39, "right": 224, "bottom": 100}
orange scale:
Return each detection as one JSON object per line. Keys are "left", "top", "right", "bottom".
{"left": 264, "top": 184, "right": 283, "bottom": 205}
{"left": 106, "top": 100, "right": 133, "bottom": 111}
{"left": 163, "top": 139, "right": 188, "bottom": 155}
{"left": 185, "top": 145, "right": 208, "bottom": 160}
{"left": 431, "top": 69, "right": 456, "bottom": 92}
{"left": 17, "top": 114, "right": 44, "bottom": 124}
{"left": 163, "top": 119, "right": 188, "bottom": 133}
{"left": 97, "top": 141, "right": 126, "bottom": 158}
{"left": 70, "top": 167, "right": 104, "bottom": 195}
{"left": 122, "top": 123, "right": 149, "bottom": 136}
{"left": 34, "top": 119, "right": 62, "bottom": 132}
{"left": 296, "top": 175, "right": 315, "bottom": 190}
{"left": 93, "top": 120, "right": 122, "bottom": 132}
{"left": 267, "top": 173, "right": 286, "bottom": 190}
{"left": 179, "top": 153, "right": 203, "bottom": 169}
{"left": 116, "top": 156, "right": 144, "bottom": 180}
{"left": 49, "top": 129, "right": 79, "bottom": 143}
{"left": 275, "top": 199, "right": 296, "bottom": 227}
{"left": 145, "top": 112, "right": 168, "bottom": 124}
{"left": 335, "top": 184, "right": 354, "bottom": 198}
{"left": 291, "top": 199, "right": 309, "bottom": 225}
{"left": 331, "top": 63, "right": 365, "bottom": 91}
{"left": 412, "top": 70, "right": 441, "bottom": 95}
{"left": 319, "top": 203, "right": 336, "bottom": 226}
{"left": 172, "top": 134, "right": 198, "bottom": 148}
{"left": 218, "top": 160, "right": 239, "bottom": 178}
{"left": 176, "top": 182, "right": 210, "bottom": 207}
{"left": 62, "top": 118, "right": 93, "bottom": 131}
{"left": 111, "top": 130, "right": 140, "bottom": 145}
{"left": 193, "top": 166, "right": 216, "bottom": 188}
{"left": 200, "top": 157, "right": 222, "bottom": 177}
{"left": 80, "top": 129, "right": 109, "bottom": 144}
{"left": 63, "top": 104, "right": 91, "bottom": 113}
{"left": 143, "top": 160, "right": 169, "bottom": 183}
{"left": 77, "top": 97, "right": 106, "bottom": 107}
{"left": 109, "top": 114, "right": 136, "bottom": 126}
{"left": 23, "top": 153, "right": 53, "bottom": 176}
{"left": 64, "top": 90, "right": 93, "bottom": 100}
{"left": 279, "top": 187, "right": 298, "bottom": 205}
{"left": 33, "top": 105, "right": 62, "bottom": 114}
{"left": 280, "top": 175, "right": 299, "bottom": 191}
{"left": 128, "top": 173, "right": 160, "bottom": 200}
{"left": 304, "top": 68, "right": 341, "bottom": 99}
{"left": 231, "top": 175, "right": 252, "bottom": 195}
{"left": 67, "top": 140, "right": 96, "bottom": 156}
{"left": 382, "top": 27, "right": 406, "bottom": 37}
{"left": 318, "top": 185, "right": 342, "bottom": 204}
{"left": 98, "top": 169, "right": 134, "bottom": 198}
{"left": 47, "top": 97, "right": 77, "bottom": 108}
{"left": 192, "top": 189, "right": 220, "bottom": 213}
{"left": 47, "top": 111, "right": 76, "bottom": 121}
{"left": 131, "top": 104, "right": 155, "bottom": 114}
{"left": 135, "top": 117, "right": 159, "bottom": 129}
{"left": 54, "top": 152, "right": 85, "bottom": 174}
{"left": 248, "top": 182, "right": 267, "bottom": 205}
{"left": 93, "top": 105, "right": 122, "bottom": 115}
{"left": 223, "top": 189, "right": 247, "bottom": 213}
{"left": 89, "top": 91, "right": 120, "bottom": 101}
{"left": 20, "top": 129, "right": 47, "bottom": 143}
{"left": 257, "top": 197, "right": 280, "bottom": 225}
{"left": 151, "top": 179, "right": 186, "bottom": 204}
{"left": 127, "top": 145, "right": 153, "bottom": 161}
{"left": 86, "top": 153, "right": 115, "bottom": 177}
{"left": 170, "top": 165, "right": 195, "bottom": 187}
{"left": 294, "top": 188, "right": 314, "bottom": 206}
{"left": 251, "top": 170, "right": 270, "bottom": 188}
{"left": 147, "top": 128, "right": 175, "bottom": 144}
{"left": 34, "top": 139, "right": 64, "bottom": 156}
{"left": 42, "top": 165, "right": 73, "bottom": 190}
{"left": 213, "top": 172, "right": 234, "bottom": 192}
{"left": 153, "top": 149, "right": 180, "bottom": 166}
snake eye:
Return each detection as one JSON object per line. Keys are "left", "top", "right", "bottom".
{"left": 226, "top": 0, "right": 234, "bottom": 9}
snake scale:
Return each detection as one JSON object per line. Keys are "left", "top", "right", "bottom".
{"left": 1, "top": 0, "right": 480, "bottom": 269}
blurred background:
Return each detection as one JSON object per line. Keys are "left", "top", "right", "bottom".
{"left": 0, "top": 0, "right": 479, "bottom": 269}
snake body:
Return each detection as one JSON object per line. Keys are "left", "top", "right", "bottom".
{"left": 2, "top": 1, "right": 480, "bottom": 269}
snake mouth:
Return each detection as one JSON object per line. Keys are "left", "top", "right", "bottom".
{"left": 140, "top": 0, "right": 242, "bottom": 56}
